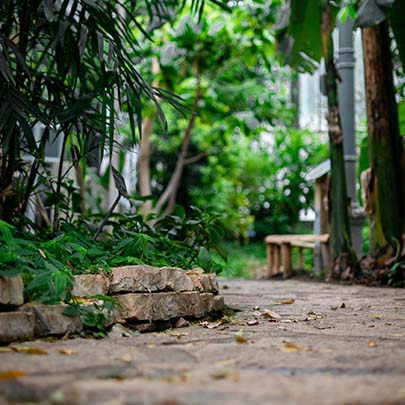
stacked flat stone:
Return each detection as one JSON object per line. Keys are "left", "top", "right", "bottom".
{"left": 0, "top": 276, "right": 35, "bottom": 342}
{"left": 108, "top": 265, "right": 223, "bottom": 321}
{"left": 0, "top": 266, "right": 224, "bottom": 342}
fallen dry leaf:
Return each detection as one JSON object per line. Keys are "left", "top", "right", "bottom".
{"left": 369, "top": 313, "right": 383, "bottom": 320}
{"left": 58, "top": 349, "right": 77, "bottom": 355}
{"left": 200, "top": 316, "right": 232, "bottom": 329}
{"left": 210, "top": 370, "right": 240, "bottom": 381}
{"left": 215, "top": 358, "right": 240, "bottom": 368}
{"left": 11, "top": 346, "right": 48, "bottom": 355}
{"left": 247, "top": 319, "right": 259, "bottom": 326}
{"left": 280, "top": 341, "right": 308, "bottom": 353}
{"left": 273, "top": 298, "right": 295, "bottom": 305}
{"left": 200, "top": 320, "right": 221, "bottom": 329}
{"left": 368, "top": 341, "right": 378, "bottom": 348}
{"left": 261, "top": 309, "right": 281, "bottom": 321}
{"left": 235, "top": 329, "right": 248, "bottom": 344}
{"left": 0, "top": 370, "right": 27, "bottom": 379}
{"left": 0, "top": 347, "right": 13, "bottom": 353}
{"left": 305, "top": 311, "right": 325, "bottom": 321}
{"left": 168, "top": 332, "right": 189, "bottom": 339}
{"left": 280, "top": 319, "right": 297, "bottom": 324}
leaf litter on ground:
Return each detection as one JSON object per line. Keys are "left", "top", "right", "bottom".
{"left": 10, "top": 346, "right": 48, "bottom": 355}
{"left": 304, "top": 310, "right": 326, "bottom": 321}
{"left": 235, "top": 329, "right": 248, "bottom": 344}
{"left": 273, "top": 298, "right": 295, "bottom": 305}
{"left": 260, "top": 309, "right": 282, "bottom": 321}
{"left": 280, "top": 339, "right": 309, "bottom": 353}
{"left": 0, "top": 370, "right": 27, "bottom": 379}
{"left": 58, "top": 349, "right": 77, "bottom": 355}
{"left": 210, "top": 369, "right": 240, "bottom": 381}
{"left": 200, "top": 314, "right": 236, "bottom": 329}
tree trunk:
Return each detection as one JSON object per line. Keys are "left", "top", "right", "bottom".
{"left": 138, "top": 57, "right": 160, "bottom": 216}
{"left": 290, "top": 71, "right": 300, "bottom": 129}
{"left": 138, "top": 115, "right": 154, "bottom": 215}
{"left": 322, "top": 7, "right": 356, "bottom": 278}
{"left": 155, "top": 78, "right": 201, "bottom": 215}
{"left": 362, "top": 22, "right": 404, "bottom": 262}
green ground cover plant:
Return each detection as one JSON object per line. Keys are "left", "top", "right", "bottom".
{"left": 0, "top": 206, "right": 225, "bottom": 303}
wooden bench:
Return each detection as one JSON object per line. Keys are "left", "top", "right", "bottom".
{"left": 264, "top": 234, "right": 330, "bottom": 278}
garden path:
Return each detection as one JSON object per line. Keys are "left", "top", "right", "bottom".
{"left": 1, "top": 278, "right": 405, "bottom": 404}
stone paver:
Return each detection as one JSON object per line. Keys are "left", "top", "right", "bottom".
{"left": 110, "top": 265, "right": 195, "bottom": 293}
{"left": 1, "top": 278, "right": 405, "bottom": 404}
{"left": 115, "top": 291, "right": 221, "bottom": 320}
{"left": 72, "top": 274, "right": 109, "bottom": 297}
{"left": 0, "top": 312, "right": 35, "bottom": 342}
{"left": 18, "top": 304, "right": 82, "bottom": 336}
{"left": 0, "top": 276, "right": 24, "bottom": 306}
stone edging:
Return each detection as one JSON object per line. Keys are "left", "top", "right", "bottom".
{"left": 0, "top": 266, "right": 224, "bottom": 342}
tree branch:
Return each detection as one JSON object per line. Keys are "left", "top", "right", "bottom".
{"left": 183, "top": 152, "right": 208, "bottom": 166}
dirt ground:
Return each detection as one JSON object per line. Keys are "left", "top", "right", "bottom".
{"left": 1, "top": 278, "right": 405, "bottom": 404}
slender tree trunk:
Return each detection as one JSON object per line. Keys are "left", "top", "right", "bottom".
{"left": 362, "top": 22, "right": 404, "bottom": 262}
{"left": 155, "top": 77, "right": 201, "bottom": 215}
{"left": 138, "top": 57, "right": 159, "bottom": 216}
{"left": 322, "top": 6, "right": 356, "bottom": 278}
{"left": 290, "top": 71, "right": 300, "bottom": 129}
{"left": 138, "top": 116, "right": 154, "bottom": 215}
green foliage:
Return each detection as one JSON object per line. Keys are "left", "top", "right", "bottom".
{"left": 191, "top": 128, "right": 328, "bottom": 240}
{"left": 137, "top": 3, "right": 328, "bottom": 241}
{"left": 399, "top": 100, "right": 405, "bottom": 136}
{"left": 0, "top": 205, "right": 225, "bottom": 304}
{"left": 220, "top": 241, "right": 315, "bottom": 279}
{"left": 275, "top": 0, "right": 340, "bottom": 73}
{"left": 220, "top": 242, "right": 265, "bottom": 278}
{"left": 0, "top": 0, "right": 225, "bottom": 227}
{"left": 0, "top": 220, "right": 74, "bottom": 304}
{"left": 105, "top": 205, "right": 226, "bottom": 272}
{"left": 65, "top": 295, "right": 117, "bottom": 337}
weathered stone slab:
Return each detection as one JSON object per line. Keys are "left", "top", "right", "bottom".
{"left": 208, "top": 274, "right": 219, "bottom": 294}
{"left": 186, "top": 269, "right": 219, "bottom": 294}
{"left": 0, "top": 312, "right": 35, "bottom": 342}
{"left": 115, "top": 291, "right": 218, "bottom": 321}
{"left": 212, "top": 294, "right": 225, "bottom": 311}
{"left": 19, "top": 304, "right": 82, "bottom": 337}
{"left": 72, "top": 274, "right": 109, "bottom": 297}
{"left": 110, "top": 265, "right": 194, "bottom": 293}
{"left": 0, "top": 275, "right": 24, "bottom": 306}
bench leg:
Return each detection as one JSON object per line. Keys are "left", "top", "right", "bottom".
{"left": 273, "top": 245, "right": 281, "bottom": 275}
{"left": 281, "top": 242, "right": 293, "bottom": 279}
{"left": 266, "top": 244, "right": 273, "bottom": 277}
{"left": 297, "top": 247, "right": 304, "bottom": 270}
{"left": 321, "top": 243, "right": 331, "bottom": 270}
